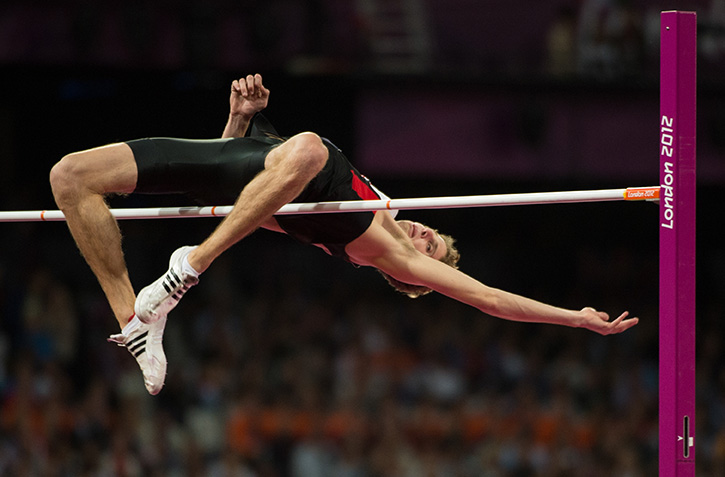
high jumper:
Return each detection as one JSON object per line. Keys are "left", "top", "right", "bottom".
{"left": 47, "top": 73, "right": 638, "bottom": 396}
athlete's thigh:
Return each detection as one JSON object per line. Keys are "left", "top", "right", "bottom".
{"left": 65, "top": 142, "right": 138, "bottom": 194}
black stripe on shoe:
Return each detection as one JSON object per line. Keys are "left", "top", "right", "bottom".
{"left": 127, "top": 331, "right": 149, "bottom": 347}
{"left": 169, "top": 269, "right": 181, "bottom": 286}
{"left": 129, "top": 339, "right": 146, "bottom": 353}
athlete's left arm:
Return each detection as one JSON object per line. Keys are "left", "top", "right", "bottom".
{"left": 373, "top": 250, "right": 638, "bottom": 335}
{"left": 222, "top": 74, "right": 270, "bottom": 138}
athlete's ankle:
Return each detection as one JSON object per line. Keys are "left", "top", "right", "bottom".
{"left": 121, "top": 314, "right": 141, "bottom": 333}
{"left": 120, "top": 313, "right": 137, "bottom": 331}
{"left": 185, "top": 248, "right": 206, "bottom": 276}
{"left": 182, "top": 251, "right": 201, "bottom": 278}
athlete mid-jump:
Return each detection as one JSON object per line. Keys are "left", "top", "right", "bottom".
{"left": 49, "top": 74, "right": 638, "bottom": 394}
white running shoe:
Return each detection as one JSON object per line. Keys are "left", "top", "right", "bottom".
{"left": 108, "top": 315, "right": 167, "bottom": 395}
{"left": 135, "top": 246, "right": 199, "bottom": 324}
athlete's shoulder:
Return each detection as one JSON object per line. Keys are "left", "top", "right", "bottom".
{"left": 345, "top": 212, "right": 414, "bottom": 267}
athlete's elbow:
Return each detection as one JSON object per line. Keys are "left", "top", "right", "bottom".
{"left": 474, "top": 287, "right": 504, "bottom": 316}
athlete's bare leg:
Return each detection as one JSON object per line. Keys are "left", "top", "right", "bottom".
{"left": 50, "top": 143, "right": 138, "bottom": 329}
{"left": 186, "top": 132, "right": 329, "bottom": 273}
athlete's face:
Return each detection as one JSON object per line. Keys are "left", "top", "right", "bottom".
{"left": 396, "top": 220, "right": 447, "bottom": 261}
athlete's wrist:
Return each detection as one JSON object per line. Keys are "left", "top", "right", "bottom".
{"left": 229, "top": 111, "right": 254, "bottom": 121}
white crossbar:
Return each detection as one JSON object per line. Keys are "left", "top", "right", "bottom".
{"left": 0, "top": 187, "right": 658, "bottom": 222}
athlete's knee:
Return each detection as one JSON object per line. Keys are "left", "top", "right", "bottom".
{"left": 286, "top": 132, "right": 328, "bottom": 173}
{"left": 50, "top": 152, "right": 85, "bottom": 203}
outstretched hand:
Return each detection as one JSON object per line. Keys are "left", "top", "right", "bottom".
{"left": 230, "top": 74, "right": 270, "bottom": 119}
{"left": 578, "top": 307, "right": 639, "bottom": 335}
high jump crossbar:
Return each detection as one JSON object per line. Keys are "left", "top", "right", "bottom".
{"left": 0, "top": 187, "right": 659, "bottom": 222}
{"left": 659, "top": 11, "right": 696, "bottom": 477}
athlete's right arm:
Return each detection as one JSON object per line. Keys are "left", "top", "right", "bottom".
{"left": 354, "top": 227, "right": 638, "bottom": 335}
{"left": 385, "top": 251, "right": 639, "bottom": 335}
{"left": 222, "top": 74, "right": 270, "bottom": 138}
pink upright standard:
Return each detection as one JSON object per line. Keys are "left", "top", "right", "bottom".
{"left": 659, "top": 10, "right": 697, "bottom": 477}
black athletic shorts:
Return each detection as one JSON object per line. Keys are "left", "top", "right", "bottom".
{"left": 126, "top": 136, "right": 381, "bottom": 261}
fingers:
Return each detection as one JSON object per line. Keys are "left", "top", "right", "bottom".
{"left": 606, "top": 311, "right": 638, "bottom": 335}
{"left": 231, "top": 74, "right": 267, "bottom": 98}
{"left": 614, "top": 310, "right": 629, "bottom": 323}
{"left": 618, "top": 317, "right": 639, "bottom": 332}
{"left": 607, "top": 311, "right": 627, "bottom": 327}
{"left": 255, "top": 74, "right": 270, "bottom": 97}
{"left": 242, "top": 74, "right": 255, "bottom": 97}
{"left": 610, "top": 317, "right": 639, "bottom": 334}
{"left": 584, "top": 308, "right": 638, "bottom": 335}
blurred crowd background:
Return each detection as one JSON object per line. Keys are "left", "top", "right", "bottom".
{"left": 1, "top": 1, "right": 724, "bottom": 476}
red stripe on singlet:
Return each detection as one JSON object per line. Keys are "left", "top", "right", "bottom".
{"left": 350, "top": 171, "right": 379, "bottom": 201}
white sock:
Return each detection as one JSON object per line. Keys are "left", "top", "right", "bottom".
{"left": 182, "top": 253, "right": 200, "bottom": 278}
{"left": 123, "top": 315, "right": 141, "bottom": 336}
